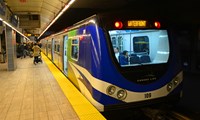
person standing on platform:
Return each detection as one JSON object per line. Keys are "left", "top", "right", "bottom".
{"left": 32, "top": 43, "right": 41, "bottom": 65}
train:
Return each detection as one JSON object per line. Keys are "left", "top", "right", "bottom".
{"left": 40, "top": 10, "right": 183, "bottom": 112}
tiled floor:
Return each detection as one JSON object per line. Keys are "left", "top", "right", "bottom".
{"left": 0, "top": 57, "right": 79, "bottom": 120}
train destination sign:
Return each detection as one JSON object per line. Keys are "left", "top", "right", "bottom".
{"left": 127, "top": 20, "right": 147, "bottom": 28}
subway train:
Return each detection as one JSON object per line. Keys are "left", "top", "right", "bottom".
{"left": 40, "top": 11, "right": 183, "bottom": 112}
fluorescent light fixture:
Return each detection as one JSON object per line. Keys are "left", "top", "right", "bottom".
{"left": 38, "top": 0, "right": 76, "bottom": 39}
{"left": 157, "top": 51, "right": 169, "bottom": 54}
{"left": 0, "top": 18, "right": 30, "bottom": 40}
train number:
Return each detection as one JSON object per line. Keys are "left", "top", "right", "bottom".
{"left": 144, "top": 93, "right": 152, "bottom": 98}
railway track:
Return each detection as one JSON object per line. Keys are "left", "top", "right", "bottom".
{"left": 141, "top": 107, "right": 192, "bottom": 120}
{"left": 102, "top": 106, "right": 196, "bottom": 120}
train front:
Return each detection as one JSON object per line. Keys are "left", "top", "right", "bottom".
{"left": 97, "top": 14, "right": 183, "bottom": 111}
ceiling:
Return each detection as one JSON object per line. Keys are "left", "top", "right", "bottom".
{"left": 4, "top": 0, "right": 200, "bottom": 39}
{"left": 4, "top": 0, "right": 69, "bottom": 36}
{"left": 5, "top": 0, "right": 142, "bottom": 38}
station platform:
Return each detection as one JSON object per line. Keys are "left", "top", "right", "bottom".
{"left": 0, "top": 53, "right": 106, "bottom": 120}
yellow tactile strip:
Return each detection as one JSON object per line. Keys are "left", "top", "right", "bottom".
{"left": 42, "top": 53, "right": 106, "bottom": 120}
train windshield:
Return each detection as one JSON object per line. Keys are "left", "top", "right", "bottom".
{"left": 109, "top": 30, "right": 169, "bottom": 67}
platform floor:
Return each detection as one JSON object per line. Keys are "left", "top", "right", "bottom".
{"left": 0, "top": 55, "right": 105, "bottom": 120}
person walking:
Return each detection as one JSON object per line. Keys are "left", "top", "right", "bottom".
{"left": 32, "top": 43, "right": 41, "bottom": 65}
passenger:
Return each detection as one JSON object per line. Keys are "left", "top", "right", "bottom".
{"left": 27, "top": 42, "right": 33, "bottom": 57}
{"left": 23, "top": 42, "right": 28, "bottom": 58}
{"left": 1, "top": 48, "right": 6, "bottom": 63}
{"left": 32, "top": 43, "right": 41, "bottom": 65}
{"left": 119, "top": 50, "right": 129, "bottom": 65}
{"left": 28, "top": 42, "right": 34, "bottom": 57}
{"left": 114, "top": 47, "right": 120, "bottom": 61}
{"left": 19, "top": 43, "right": 25, "bottom": 59}
{"left": 74, "top": 52, "right": 78, "bottom": 59}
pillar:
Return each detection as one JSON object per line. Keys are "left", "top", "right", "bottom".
{"left": 5, "top": 25, "right": 17, "bottom": 71}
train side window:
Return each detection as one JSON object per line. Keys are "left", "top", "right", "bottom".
{"left": 54, "top": 44, "right": 57, "bottom": 52}
{"left": 57, "top": 44, "right": 60, "bottom": 52}
{"left": 71, "top": 39, "right": 79, "bottom": 60}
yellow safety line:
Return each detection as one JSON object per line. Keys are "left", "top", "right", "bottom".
{"left": 41, "top": 53, "right": 106, "bottom": 120}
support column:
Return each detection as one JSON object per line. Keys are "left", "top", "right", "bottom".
{"left": 5, "top": 25, "right": 17, "bottom": 71}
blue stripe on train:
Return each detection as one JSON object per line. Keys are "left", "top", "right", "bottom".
{"left": 71, "top": 63, "right": 123, "bottom": 105}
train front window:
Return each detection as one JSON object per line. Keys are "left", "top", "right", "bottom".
{"left": 108, "top": 30, "right": 170, "bottom": 67}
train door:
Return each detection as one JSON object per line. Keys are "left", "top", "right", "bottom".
{"left": 45, "top": 40, "right": 48, "bottom": 55}
{"left": 47, "top": 40, "right": 51, "bottom": 59}
{"left": 51, "top": 38, "right": 54, "bottom": 61}
{"left": 63, "top": 35, "right": 68, "bottom": 76}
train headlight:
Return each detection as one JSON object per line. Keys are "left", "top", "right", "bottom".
{"left": 117, "top": 89, "right": 127, "bottom": 100}
{"left": 107, "top": 85, "right": 116, "bottom": 95}
{"left": 167, "top": 83, "right": 173, "bottom": 92}
{"left": 173, "top": 77, "right": 179, "bottom": 86}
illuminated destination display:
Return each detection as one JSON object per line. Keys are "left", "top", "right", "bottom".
{"left": 127, "top": 20, "right": 147, "bottom": 27}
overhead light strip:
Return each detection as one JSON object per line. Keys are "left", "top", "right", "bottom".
{"left": 0, "top": 18, "right": 30, "bottom": 40}
{"left": 38, "top": 0, "right": 76, "bottom": 39}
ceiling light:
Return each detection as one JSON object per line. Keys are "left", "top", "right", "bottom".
{"left": 0, "top": 18, "right": 29, "bottom": 40}
{"left": 38, "top": 0, "right": 76, "bottom": 39}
